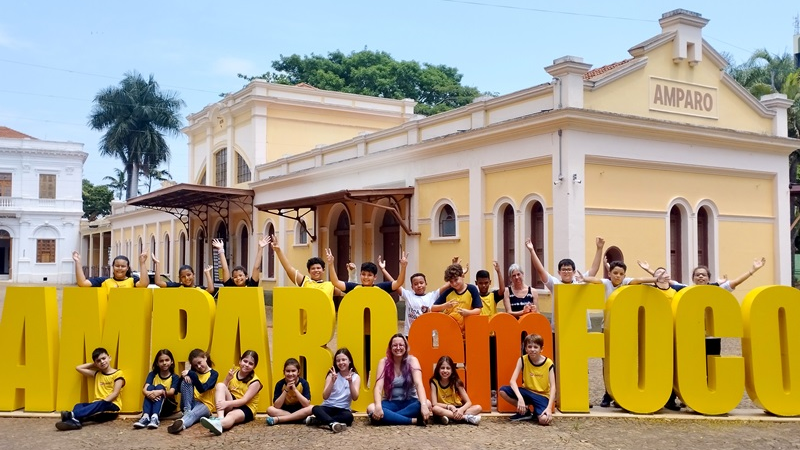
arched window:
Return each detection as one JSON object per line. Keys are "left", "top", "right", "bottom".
{"left": 438, "top": 204, "right": 456, "bottom": 237}
{"left": 381, "top": 213, "right": 400, "bottom": 281}
{"left": 150, "top": 236, "right": 156, "bottom": 271}
{"left": 529, "top": 201, "right": 545, "bottom": 288}
{"left": 697, "top": 207, "right": 709, "bottom": 268}
{"left": 215, "top": 148, "right": 227, "bottom": 187}
{"left": 164, "top": 234, "right": 171, "bottom": 275}
{"left": 138, "top": 237, "right": 143, "bottom": 255}
{"left": 670, "top": 205, "right": 684, "bottom": 283}
{"left": 334, "top": 211, "right": 350, "bottom": 278}
{"left": 239, "top": 225, "right": 249, "bottom": 268}
{"left": 502, "top": 204, "right": 515, "bottom": 281}
{"left": 196, "top": 229, "right": 205, "bottom": 279}
{"left": 296, "top": 219, "right": 309, "bottom": 245}
{"left": 179, "top": 232, "right": 186, "bottom": 266}
{"left": 266, "top": 223, "right": 275, "bottom": 279}
{"left": 236, "top": 152, "right": 251, "bottom": 184}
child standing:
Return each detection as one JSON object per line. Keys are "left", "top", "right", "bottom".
{"left": 307, "top": 348, "right": 361, "bottom": 433}
{"left": 56, "top": 347, "right": 125, "bottom": 430}
{"left": 167, "top": 349, "right": 218, "bottom": 434}
{"left": 199, "top": 350, "right": 263, "bottom": 435}
{"left": 214, "top": 237, "right": 267, "bottom": 287}
{"left": 72, "top": 251, "right": 150, "bottom": 291}
{"left": 498, "top": 334, "right": 556, "bottom": 425}
{"left": 134, "top": 349, "right": 180, "bottom": 429}
{"left": 429, "top": 356, "right": 481, "bottom": 425}
{"left": 432, "top": 264, "right": 482, "bottom": 335}
{"left": 266, "top": 358, "right": 313, "bottom": 425}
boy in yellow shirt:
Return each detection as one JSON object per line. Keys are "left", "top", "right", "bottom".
{"left": 56, "top": 347, "right": 125, "bottom": 430}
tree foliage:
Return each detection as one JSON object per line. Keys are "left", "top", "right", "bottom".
{"left": 103, "top": 167, "right": 127, "bottom": 201}
{"left": 239, "top": 50, "right": 488, "bottom": 116}
{"left": 89, "top": 71, "right": 185, "bottom": 199}
{"left": 82, "top": 179, "right": 113, "bottom": 221}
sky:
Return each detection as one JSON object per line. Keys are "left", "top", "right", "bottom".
{"left": 1, "top": 0, "right": 797, "bottom": 188}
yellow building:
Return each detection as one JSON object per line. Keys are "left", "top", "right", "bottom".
{"left": 88, "top": 9, "right": 797, "bottom": 304}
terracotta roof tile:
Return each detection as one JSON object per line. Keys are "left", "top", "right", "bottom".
{"left": 0, "top": 126, "right": 36, "bottom": 139}
{"left": 583, "top": 58, "right": 634, "bottom": 80}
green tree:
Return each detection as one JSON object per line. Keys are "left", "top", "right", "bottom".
{"left": 142, "top": 166, "right": 173, "bottom": 193}
{"left": 89, "top": 71, "right": 185, "bottom": 200}
{"left": 240, "top": 50, "right": 489, "bottom": 115}
{"left": 103, "top": 167, "right": 127, "bottom": 200}
{"left": 82, "top": 179, "right": 113, "bottom": 221}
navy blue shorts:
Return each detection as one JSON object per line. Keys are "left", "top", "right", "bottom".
{"left": 499, "top": 386, "right": 549, "bottom": 416}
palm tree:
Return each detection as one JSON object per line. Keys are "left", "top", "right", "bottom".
{"left": 103, "top": 168, "right": 127, "bottom": 200}
{"left": 89, "top": 71, "right": 185, "bottom": 200}
{"left": 142, "top": 167, "right": 173, "bottom": 193}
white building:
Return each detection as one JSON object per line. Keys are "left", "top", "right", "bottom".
{"left": 0, "top": 126, "right": 86, "bottom": 283}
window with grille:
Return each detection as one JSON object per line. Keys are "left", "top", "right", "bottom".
{"left": 0, "top": 173, "right": 11, "bottom": 197}
{"left": 37, "top": 239, "right": 56, "bottom": 263}
{"left": 438, "top": 204, "right": 456, "bottom": 237}
{"left": 215, "top": 148, "right": 227, "bottom": 187}
{"left": 236, "top": 153, "right": 251, "bottom": 183}
{"left": 39, "top": 174, "right": 56, "bottom": 199}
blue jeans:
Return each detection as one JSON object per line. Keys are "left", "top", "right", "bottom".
{"left": 373, "top": 398, "right": 421, "bottom": 425}
{"left": 73, "top": 400, "right": 119, "bottom": 423}
{"left": 179, "top": 378, "right": 210, "bottom": 428}
{"left": 142, "top": 385, "right": 178, "bottom": 417}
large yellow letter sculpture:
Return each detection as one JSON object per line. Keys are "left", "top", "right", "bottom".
{"left": 272, "top": 287, "right": 335, "bottom": 408}
{"left": 741, "top": 286, "right": 800, "bottom": 416}
{"left": 673, "top": 286, "right": 743, "bottom": 415}
{"left": 56, "top": 287, "right": 108, "bottom": 410}
{"left": 554, "top": 283, "right": 605, "bottom": 413}
{"left": 210, "top": 287, "right": 271, "bottom": 412}
{"left": 0, "top": 287, "right": 60, "bottom": 411}
{"left": 605, "top": 286, "right": 673, "bottom": 413}
{"left": 336, "top": 288, "right": 398, "bottom": 411}
{"left": 152, "top": 288, "right": 216, "bottom": 374}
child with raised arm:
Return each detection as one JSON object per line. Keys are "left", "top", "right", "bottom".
{"left": 307, "top": 348, "right": 361, "bottom": 433}
{"left": 269, "top": 234, "right": 336, "bottom": 299}
{"left": 213, "top": 236, "right": 268, "bottom": 287}
{"left": 432, "top": 264, "right": 482, "bottom": 335}
{"left": 430, "top": 355, "right": 481, "bottom": 425}
{"left": 266, "top": 358, "right": 313, "bottom": 425}
{"left": 638, "top": 257, "right": 766, "bottom": 292}
{"left": 72, "top": 251, "right": 149, "bottom": 292}
{"left": 167, "top": 349, "right": 218, "bottom": 434}
{"left": 56, "top": 347, "right": 125, "bottom": 430}
{"left": 498, "top": 334, "right": 556, "bottom": 425}
{"left": 153, "top": 253, "right": 215, "bottom": 295}
{"left": 475, "top": 261, "right": 505, "bottom": 318}
{"left": 134, "top": 349, "right": 180, "bottom": 429}
{"left": 200, "top": 350, "right": 262, "bottom": 435}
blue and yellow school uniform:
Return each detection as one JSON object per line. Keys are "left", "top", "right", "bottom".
{"left": 433, "top": 379, "right": 463, "bottom": 407}
{"left": 228, "top": 369, "right": 262, "bottom": 416}
{"left": 434, "top": 284, "right": 482, "bottom": 330}
{"left": 521, "top": 355, "right": 554, "bottom": 397}
{"left": 273, "top": 377, "right": 311, "bottom": 413}
{"left": 88, "top": 276, "right": 139, "bottom": 295}
{"left": 193, "top": 370, "right": 218, "bottom": 412}
{"left": 479, "top": 289, "right": 503, "bottom": 317}
{"left": 95, "top": 369, "right": 126, "bottom": 408}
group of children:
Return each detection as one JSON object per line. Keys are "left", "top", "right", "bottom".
{"left": 63, "top": 233, "right": 766, "bottom": 431}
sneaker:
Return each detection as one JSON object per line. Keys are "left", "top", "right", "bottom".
{"left": 490, "top": 390, "right": 498, "bottom": 407}
{"left": 438, "top": 415, "right": 449, "bottom": 425}
{"left": 200, "top": 417, "right": 222, "bottom": 436}
{"left": 330, "top": 422, "right": 346, "bottom": 433}
{"left": 600, "top": 393, "right": 613, "bottom": 408}
{"left": 55, "top": 419, "right": 81, "bottom": 431}
{"left": 167, "top": 418, "right": 184, "bottom": 434}
{"left": 464, "top": 414, "right": 481, "bottom": 425}
{"left": 133, "top": 414, "right": 150, "bottom": 429}
{"left": 60, "top": 411, "right": 73, "bottom": 422}
{"left": 305, "top": 415, "right": 319, "bottom": 426}
{"left": 266, "top": 416, "right": 276, "bottom": 426}
{"left": 510, "top": 411, "right": 534, "bottom": 421}
{"left": 148, "top": 414, "right": 160, "bottom": 429}
{"left": 665, "top": 402, "right": 682, "bottom": 411}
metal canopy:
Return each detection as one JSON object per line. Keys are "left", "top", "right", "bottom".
{"left": 255, "top": 188, "right": 417, "bottom": 241}
{"left": 126, "top": 183, "right": 255, "bottom": 235}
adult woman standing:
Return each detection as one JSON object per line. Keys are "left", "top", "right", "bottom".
{"left": 502, "top": 263, "right": 540, "bottom": 318}
{"left": 367, "top": 334, "right": 431, "bottom": 425}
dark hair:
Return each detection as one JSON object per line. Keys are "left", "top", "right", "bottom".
{"left": 430, "top": 355, "right": 464, "bottom": 390}
{"left": 283, "top": 357, "right": 301, "bottom": 372}
{"left": 232, "top": 265, "right": 248, "bottom": 276}
{"left": 475, "top": 269, "right": 490, "bottom": 279}
{"left": 558, "top": 259, "right": 576, "bottom": 271}
{"left": 188, "top": 348, "right": 214, "bottom": 370}
{"left": 361, "top": 262, "right": 378, "bottom": 275}
{"left": 307, "top": 257, "right": 325, "bottom": 270}
{"left": 609, "top": 261, "right": 627, "bottom": 272}
{"left": 151, "top": 349, "right": 176, "bottom": 374}
{"left": 444, "top": 264, "right": 463, "bottom": 281}
{"left": 178, "top": 265, "right": 195, "bottom": 276}
{"left": 692, "top": 265, "right": 711, "bottom": 279}
{"left": 92, "top": 347, "right": 109, "bottom": 361}
{"left": 238, "top": 350, "right": 259, "bottom": 383}
{"left": 524, "top": 334, "right": 544, "bottom": 348}
{"left": 111, "top": 255, "right": 132, "bottom": 279}
{"left": 410, "top": 273, "right": 426, "bottom": 283}
{"left": 332, "top": 347, "right": 358, "bottom": 375}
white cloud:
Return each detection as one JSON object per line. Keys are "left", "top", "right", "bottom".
{"left": 211, "top": 57, "right": 257, "bottom": 77}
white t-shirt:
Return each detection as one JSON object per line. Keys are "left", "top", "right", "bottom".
{"left": 399, "top": 288, "right": 438, "bottom": 335}
{"left": 546, "top": 274, "right": 592, "bottom": 332}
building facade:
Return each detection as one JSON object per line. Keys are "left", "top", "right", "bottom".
{"left": 97, "top": 10, "right": 797, "bottom": 306}
{"left": 0, "top": 127, "right": 86, "bottom": 283}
